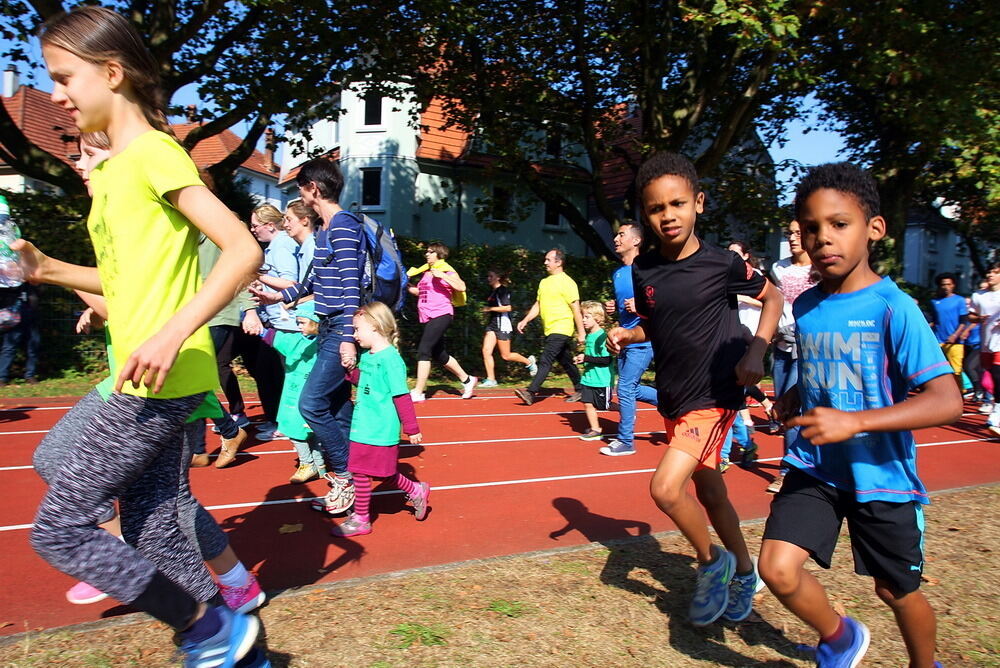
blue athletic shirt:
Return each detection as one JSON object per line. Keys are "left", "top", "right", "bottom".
{"left": 612, "top": 264, "right": 650, "bottom": 348}
{"left": 788, "top": 277, "right": 952, "bottom": 504}
{"left": 929, "top": 293, "right": 967, "bottom": 343}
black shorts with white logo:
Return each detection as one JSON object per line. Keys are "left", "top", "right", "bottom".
{"left": 581, "top": 385, "right": 612, "bottom": 411}
{"left": 763, "top": 468, "right": 926, "bottom": 594}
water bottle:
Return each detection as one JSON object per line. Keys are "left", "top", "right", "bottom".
{"left": 0, "top": 194, "right": 24, "bottom": 288}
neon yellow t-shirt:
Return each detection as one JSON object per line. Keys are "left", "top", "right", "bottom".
{"left": 537, "top": 271, "right": 580, "bottom": 336}
{"left": 87, "top": 131, "right": 218, "bottom": 399}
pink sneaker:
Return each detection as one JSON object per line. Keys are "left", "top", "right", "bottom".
{"left": 409, "top": 482, "right": 430, "bottom": 521}
{"left": 219, "top": 572, "right": 266, "bottom": 614}
{"left": 331, "top": 514, "right": 372, "bottom": 537}
{"left": 66, "top": 581, "right": 108, "bottom": 605}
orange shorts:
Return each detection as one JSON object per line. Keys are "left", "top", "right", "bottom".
{"left": 663, "top": 408, "right": 738, "bottom": 470}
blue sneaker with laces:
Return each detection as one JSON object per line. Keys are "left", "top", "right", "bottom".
{"left": 180, "top": 606, "right": 259, "bottom": 668}
{"left": 721, "top": 570, "right": 757, "bottom": 622}
{"left": 689, "top": 545, "right": 735, "bottom": 626}
{"left": 814, "top": 616, "right": 870, "bottom": 668}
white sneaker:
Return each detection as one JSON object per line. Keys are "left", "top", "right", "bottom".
{"left": 526, "top": 355, "right": 538, "bottom": 376}
{"left": 979, "top": 402, "right": 994, "bottom": 414}
{"left": 479, "top": 379, "right": 498, "bottom": 388}
{"left": 461, "top": 375, "right": 478, "bottom": 399}
{"left": 410, "top": 390, "right": 426, "bottom": 403}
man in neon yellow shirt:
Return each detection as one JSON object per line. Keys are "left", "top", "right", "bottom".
{"left": 514, "top": 249, "right": 585, "bottom": 406}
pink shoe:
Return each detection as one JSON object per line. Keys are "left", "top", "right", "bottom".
{"left": 331, "top": 514, "right": 372, "bottom": 537}
{"left": 66, "top": 581, "right": 108, "bottom": 605}
{"left": 219, "top": 572, "right": 266, "bottom": 614}
{"left": 409, "top": 482, "right": 430, "bottom": 521}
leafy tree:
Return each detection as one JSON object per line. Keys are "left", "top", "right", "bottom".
{"left": 0, "top": 0, "right": 368, "bottom": 196}
{"left": 364, "top": 0, "right": 819, "bottom": 256}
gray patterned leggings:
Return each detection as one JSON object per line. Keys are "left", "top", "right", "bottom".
{"left": 31, "top": 390, "right": 226, "bottom": 606}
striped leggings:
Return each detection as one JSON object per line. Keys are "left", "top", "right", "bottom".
{"left": 31, "top": 390, "right": 225, "bottom": 606}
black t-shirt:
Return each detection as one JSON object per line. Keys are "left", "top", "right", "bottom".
{"left": 487, "top": 285, "right": 513, "bottom": 331}
{"left": 632, "top": 242, "right": 766, "bottom": 419}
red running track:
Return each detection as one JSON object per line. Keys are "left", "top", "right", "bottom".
{"left": 0, "top": 391, "right": 997, "bottom": 635}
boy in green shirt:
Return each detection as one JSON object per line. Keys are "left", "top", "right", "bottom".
{"left": 574, "top": 301, "right": 614, "bottom": 440}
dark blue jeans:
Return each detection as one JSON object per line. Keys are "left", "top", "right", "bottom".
{"left": 299, "top": 319, "right": 354, "bottom": 474}
{"left": 614, "top": 342, "right": 657, "bottom": 446}
{"left": 0, "top": 315, "right": 40, "bottom": 381}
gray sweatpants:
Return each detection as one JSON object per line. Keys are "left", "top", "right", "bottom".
{"left": 31, "top": 391, "right": 227, "bottom": 604}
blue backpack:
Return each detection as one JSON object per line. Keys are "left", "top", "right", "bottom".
{"left": 349, "top": 212, "right": 408, "bottom": 313}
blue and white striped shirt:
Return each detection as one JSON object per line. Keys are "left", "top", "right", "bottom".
{"left": 280, "top": 211, "right": 362, "bottom": 336}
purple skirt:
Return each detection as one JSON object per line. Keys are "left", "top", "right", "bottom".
{"left": 348, "top": 440, "right": 399, "bottom": 477}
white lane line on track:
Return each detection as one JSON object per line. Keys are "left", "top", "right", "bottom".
{"left": 0, "top": 435, "right": 996, "bottom": 531}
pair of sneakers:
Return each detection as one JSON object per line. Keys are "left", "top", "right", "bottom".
{"left": 69, "top": 571, "right": 267, "bottom": 616}
{"left": 330, "top": 482, "right": 431, "bottom": 537}
{"left": 410, "top": 375, "right": 479, "bottom": 403}
{"left": 689, "top": 545, "right": 759, "bottom": 627}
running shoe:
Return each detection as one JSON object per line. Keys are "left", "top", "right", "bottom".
{"left": 289, "top": 464, "right": 319, "bottom": 484}
{"left": 179, "top": 606, "right": 259, "bottom": 668}
{"left": 767, "top": 417, "right": 782, "bottom": 434}
{"left": 408, "top": 482, "right": 430, "bottom": 520}
{"left": 526, "top": 355, "right": 538, "bottom": 376}
{"left": 978, "top": 402, "right": 994, "bottom": 414}
{"left": 988, "top": 424, "right": 1000, "bottom": 438}
{"left": 461, "top": 375, "right": 478, "bottom": 399}
{"left": 66, "top": 581, "right": 108, "bottom": 605}
{"left": 578, "top": 429, "right": 603, "bottom": 441}
{"left": 719, "top": 457, "right": 731, "bottom": 473}
{"left": 254, "top": 426, "right": 286, "bottom": 442}
{"left": 310, "top": 473, "right": 355, "bottom": 514}
{"left": 564, "top": 391, "right": 583, "bottom": 403}
{"left": 479, "top": 379, "right": 498, "bottom": 388}
{"left": 215, "top": 428, "right": 247, "bottom": 469}
{"left": 331, "top": 514, "right": 372, "bottom": 537}
{"left": 513, "top": 388, "right": 535, "bottom": 406}
{"left": 219, "top": 572, "right": 266, "bottom": 614}
{"left": 410, "top": 389, "right": 426, "bottom": 403}
{"left": 813, "top": 616, "right": 870, "bottom": 668}
{"left": 721, "top": 570, "right": 758, "bottom": 622}
{"left": 766, "top": 473, "right": 786, "bottom": 494}
{"left": 599, "top": 439, "right": 636, "bottom": 456}
{"left": 689, "top": 545, "right": 735, "bottom": 626}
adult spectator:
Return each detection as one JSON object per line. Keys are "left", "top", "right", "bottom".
{"left": 599, "top": 223, "right": 656, "bottom": 456}
{"left": 251, "top": 158, "right": 361, "bottom": 515}
{"left": 480, "top": 268, "right": 536, "bottom": 387}
{"left": 767, "top": 219, "right": 817, "bottom": 493}
{"left": 513, "top": 249, "right": 585, "bottom": 406}
{"left": 929, "top": 272, "right": 968, "bottom": 389}
{"left": 0, "top": 284, "right": 39, "bottom": 386}
{"left": 406, "top": 242, "right": 477, "bottom": 402}
{"left": 283, "top": 201, "right": 319, "bottom": 283}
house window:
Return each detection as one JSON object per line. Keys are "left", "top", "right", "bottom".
{"left": 545, "top": 128, "right": 562, "bottom": 158}
{"left": 361, "top": 168, "right": 382, "bottom": 206}
{"left": 491, "top": 186, "right": 511, "bottom": 221}
{"left": 543, "top": 201, "right": 565, "bottom": 230}
{"left": 363, "top": 93, "right": 382, "bottom": 126}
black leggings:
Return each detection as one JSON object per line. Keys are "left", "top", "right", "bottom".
{"left": 528, "top": 333, "right": 581, "bottom": 393}
{"left": 417, "top": 314, "right": 452, "bottom": 364}
{"left": 964, "top": 344, "right": 982, "bottom": 392}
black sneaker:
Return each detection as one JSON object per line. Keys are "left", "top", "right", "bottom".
{"left": 564, "top": 391, "right": 583, "bottom": 403}
{"left": 578, "top": 429, "right": 603, "bottom": 441}
{"left": 514, "top": 388, "right": 535, "bottom": 406}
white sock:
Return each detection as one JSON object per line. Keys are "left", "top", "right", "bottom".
{"left": 218, "top": 561, "right": 250, "bottom": 588}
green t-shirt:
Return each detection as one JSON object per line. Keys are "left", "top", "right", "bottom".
{"left": 271, "top": 330, "right": 317, "bottom": 441}
{"left": 537, "top": 272, "right": 580, "bottom": 337}
{"left": 349, "top": 346, "right": 411, "bottom": 446}
{"left": 581, "top": 329, "right": 613, "bottom": 388}
{"left": 87, "top": 130, "right": 217, "bottom": 399}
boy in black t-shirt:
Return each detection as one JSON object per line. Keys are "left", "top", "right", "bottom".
{"left": 608, "top": 152, "right": 782, "bottom": 626}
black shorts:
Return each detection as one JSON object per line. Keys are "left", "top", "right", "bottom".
{"left": 485, "top": 324, "right": 512, "bottom": 341}
{"left": 581, "top": 385, "right": 612, "bottom": 411}
{"left": 763, "top": 468, "right": 926, "bottom": 594}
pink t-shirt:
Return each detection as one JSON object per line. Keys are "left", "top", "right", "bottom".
{"left": 417, "top": 271, "right": 455, "bottom": 323}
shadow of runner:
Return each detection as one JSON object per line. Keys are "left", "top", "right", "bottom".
{"left": 548, "top": 497, "right": 802, "bottom": 666}
{"left": 219, "top": 482, "right": 364, "bottom": 593}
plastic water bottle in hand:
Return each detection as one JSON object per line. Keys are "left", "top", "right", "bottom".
{"left": 0, "top": 195, "right": 24, "bottom": 288}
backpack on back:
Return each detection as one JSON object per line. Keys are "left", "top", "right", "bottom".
{"left": 351, "top": 212, "right": 408, "bottom": 313}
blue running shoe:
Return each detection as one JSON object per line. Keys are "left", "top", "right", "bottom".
{"left": 689, "top": 545, "right": 735, "bottom": 626}
{"left": 721, "top": 570, "right": 757, "bottom": 622}
{"left": 815, "top": 616, "right": 870, "bottom": 668}
{"left": 180, "top": 606, "right": 260, "bottom": 668}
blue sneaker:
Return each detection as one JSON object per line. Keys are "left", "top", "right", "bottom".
{"left": 180, "top": 606, "right": 260, "bottom": 668}
{"left": 235, "top": 647, "right": 271, "bottom": 668}
{"left": 815, "top": 616, "right": 870, "bottom": 668}
{"left": 721, "top": 570, "right": 757, "bottom": 622}
{"left": 689, "top": 545, "right": 735, "bottom": 626}
{"left": 599, "top": 439, "right": 636, "bottom": 456}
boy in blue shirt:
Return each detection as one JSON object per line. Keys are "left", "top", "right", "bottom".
{"left": 929, "top": 272, "right": 969, "bottom": 389}
{"left": 760, "top": 163, "right": 962, "bottom": 668}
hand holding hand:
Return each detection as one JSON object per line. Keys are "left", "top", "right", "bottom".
{"left": 788, "top": 407, "right": 863, "bottom": 445}
{"left": 247, "top": 284, "right": 282, "bottom": 305}
{"left": 340, "top": 341, "right": 358, "bottom": 370}
{"left": 573, "top": 353, "right": 584, "bottom": 364}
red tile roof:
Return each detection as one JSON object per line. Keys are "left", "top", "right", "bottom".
{"left": 416, "top": 97, "right": 471, "bottom": 161}
{"left": 0, "top": 86, "right": 277, "bottom": 178}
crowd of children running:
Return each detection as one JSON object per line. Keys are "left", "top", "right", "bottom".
{"left": 12, "top": 6, "right": 977, "bottom": 667}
